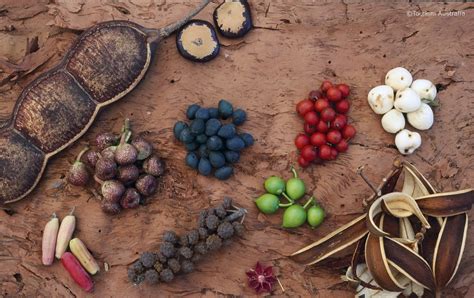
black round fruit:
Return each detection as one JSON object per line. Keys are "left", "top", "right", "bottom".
{"left": 185, "top": 152, "right": 199, "bottom": 169}
{"left": 196, "top": 134, "right": 208, "bottom": 144}
{"left": 218, "top": 99, "right": 233, "bottom": 119}
{"left": 173, "top": 121, "right": 187, "bottom": 140}
{"left": 225, "top": 136, "right": 245, "bottom": 151}
{"left": 215, "top": 166, "right": 234, "bottom": 180}
{"left": 224, "top": 150, "right": 240, "bottom": 163}
{"left": 179, "top": 127, "right": 194, "bottom": 144}
{"left": 208, "top": 107, "right": 219, "bottom": 118}
{"left": 239, "top": 133, "right": 254, "bottom": 147}
{"left": 205, "top": 118, "right": 222, "bottom": 136}
{"left": 207, "top": 136, "right": 223, "bottom": 151}
{"left": 190, "top": 119, "right": 205, "bottom": 135}
{"left": 198, "top": 144, "right": 209, "bottom": 158}
{"left": 186, "top": 104, "right": 200, "bottom": 120}
{"left": 185, "top": 141, "right": 199, "bottom": 151}
{"left": 198, "top": 158, "right": 212, "bottom": 176}
{"left": 232, "top": 109, "right": 247, "bottom": 125}
{"left": 217, "top": 124, "right": 236, "bottom": 139}
{"left": 195, "top": 108, "right": 210, "bottom": 120}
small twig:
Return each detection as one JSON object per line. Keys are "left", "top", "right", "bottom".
{"left": 276, "top": 276, "right": 285, "bottom": 292}
{"left": 356, "top": 165, "right": 379, "bottom": 195}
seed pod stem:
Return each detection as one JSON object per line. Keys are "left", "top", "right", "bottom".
{"left": 55, "top": 207, "right": 76, "bottom": 259}
{"left": 42, "top": 212, "right": 59, "bottom": 266}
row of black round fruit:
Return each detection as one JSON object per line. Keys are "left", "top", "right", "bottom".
{"left": 173, "top": 100, "right": 254, "bottom": 180}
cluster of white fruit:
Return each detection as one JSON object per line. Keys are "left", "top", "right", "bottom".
{"left": 367, "top": 67, "right": 437, "bottom": 155}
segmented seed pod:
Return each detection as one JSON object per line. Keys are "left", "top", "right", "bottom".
{"left": 55, "top": 208, "right": 76, "bottom": 259}
{"left": 69, "top": 238, "right": 100, "bottom": 275}
{"left": 61, "top": 252, "right": 94, "bottom": 292}
{"left": 42, "top": 213, "right": 59, "bottom": 266}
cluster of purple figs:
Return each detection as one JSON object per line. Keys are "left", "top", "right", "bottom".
{"left": 67, "top": 119, "right": 164, "bottom": 215}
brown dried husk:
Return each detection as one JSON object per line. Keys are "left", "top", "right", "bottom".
{"left": 291, "top": 161, "right": 473, "bottom": 296}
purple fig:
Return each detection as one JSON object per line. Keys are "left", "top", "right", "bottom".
{"left": 115, "top": 131, "right": 138, "bottom": 165}
{"left": 95, "top": 157, "right": 117, "bottom": 180}
{"left": 82, "top": 150, "right": 100, "bottom": 168}
{"left": 101, "top": 146, "right": 117, "bottom": 160}
{"left": 101, "top": 201, "right": 121, "bottom": 215}
{"left": 132, "top": 137, "right": 153, "bottom": 160}
{"left": 101, "top": 180, "right": 125, "bottom": 203}
{"left": 117, "top": 164, "right": 140, "bottom": 185}
{"left": 95, "top": 132, "right": 119, "bottom": 151}
{"left": 143, "top": 155, "right": 165, "bottom": 177}
{"left": 120, "top": 188, "right": 141, "bottom": 209}
{"left": 135, "top": 175, "right": 157, "bottom": 197}
{"left": 67, "top": 147, "right": 90, "bottom": 186}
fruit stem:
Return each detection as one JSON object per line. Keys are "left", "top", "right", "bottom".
{"left": 279, "top": 202, "right": 293, "bottom": 208}
{"left": 75, "top": 146, "right": 89, "bottom": 162}
{"left": 291, "top": 167, "right": 298, "bottom": 179}
{"left": 69, "top": 206, "right": 76, "bottom": 216}
{"left": 51, "top": 212, "right": 57, "bottom": 219}
{"left": 281, "top": 192, "right": 294, "bottom": 204}
{"left": 93, "top": 175, "right": 105, "bottom": 185}
{"left": 303, "top": 197, "right": 314, "bottom": 209}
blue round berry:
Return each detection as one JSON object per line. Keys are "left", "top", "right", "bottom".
{"left": 173, "top": 121, "right": 187, "bottom": 140}
{"left": 209, "top": 151, "right": 226, "bottom": 168}
{"left": 207, "top": 136, "right": 223, "bottom": 151}
{"left": 205, "top": 118, "right": 222, "bottom": 136}
{"left": 239, "top": 133, "right": 254, "bottom": 147}
{"left": 215, "top": 166, "right": 234, "bottom": 180}
{"left": 185, "top": 152, "right": 199, "bottom": 169}
{"left": 198, "top": 144, "right": 209, "bottom": 158}
{"left": 196, "top": 134, "right": 208, "bottom": 144}
{"left": 179, "top": 127, "right": 194, "bottom": 143}
{"left": 198, "top": 158, "right": 212, "bottom": 176}
{"left": 195, "top": 108, "right": 210, "bottom": 120}
{"left": 226, "top": 136, "right": 245, "bottom": 151}
{"left": 190, "top": 119, "right": 205, "bottom": 135}
{"left": 208, "top": 107, "right": 219, "bottom": 119}
{"left": 232, "top": 109, "right": 247, "bottom": 125}
{"left": 185, "top": 141, "right": 199, "bottom": 151}
{"left": 224, "top": 150, "right": 240, "bottom": 163}
{"left": 217, "top": 124, "right": 236, "bottom": 139}
{"left": 186, "top": 104, "right": 200, "bottom": 120}
{"left": 218, "top": 99, "right": 233, "bottom": 119}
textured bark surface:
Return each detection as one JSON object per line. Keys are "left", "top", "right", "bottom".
{"left": 1, "top": 0, "right": 473, "bottom": 297}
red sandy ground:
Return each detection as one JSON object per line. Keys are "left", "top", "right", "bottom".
{"left": 0, "top": 1, "right": 473, "bottom": 297}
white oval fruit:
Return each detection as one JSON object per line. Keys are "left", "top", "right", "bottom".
{"left": 407, "top": 103, "right": 434, "bottom": 130}
{"left": 394, "top": 88, "right": 421, "bottom": 113}
{"left": 395, "top": 129, "right": 422, "bottom": 155}
{"left": 385, "top": 67, "right": 413, "bottom": 91}
{"left": 381, "top": 109, "right": 405, "bottom": 134}
{"left": 367, "top": 85, "right": 394, "bottom": 114}
{"left": 411, "top": 79, "right": 437, "bottom": 102}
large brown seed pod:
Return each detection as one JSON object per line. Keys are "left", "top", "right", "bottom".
{"left": 0, "top": 1, "right": 211, "bottom": 204}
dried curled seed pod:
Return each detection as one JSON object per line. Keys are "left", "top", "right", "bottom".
{"left": 117, "top": 164, "right": 139, "bottom": 185}
{"left": 132, "top": 137, "right": 153, "bottom": 160}
{"left": 95, "top": 157, "right": 117, "bottom": 180}
{"left": 143, "top": 155, "right": 165, "bottom": 177}
{"left": 95, "top": 132, "right": 119, "bottom": 151}
{"left": 135, "top": 174, "right": 157, "bottom": 196}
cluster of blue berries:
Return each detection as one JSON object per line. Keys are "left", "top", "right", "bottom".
{"left": 173, "top": 100, "right": 254, "bottom": 180}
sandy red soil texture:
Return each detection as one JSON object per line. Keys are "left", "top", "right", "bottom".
{"left": 0, "top": 1, "right": 473, "bottom": 297}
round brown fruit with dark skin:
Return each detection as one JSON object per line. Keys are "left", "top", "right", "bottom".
{"left": 117, "top": 164, "right": 140, "bottom": 185}
{"left": 115, "top": 142, "right": 138, "bottom": 165}
{"left": 136, "top": 174, "right": 157, "bottom": 196}
{"left": 101, "top": 180, "right": 126, "bottom": 203}
{"left": 82, "top": 150, "right": 100, "bottom": 168}
{"left": 95, "top": 157, "right": 117, "bottom": 180}
{"left": 120, "top": 188, "right": 141, "bottom": 209}
{"left": 101, "top": 200, "right": 121, "bottom": 215}
{"left": 101, "top": 146, "right": 117, "bottom": 160}
{"left": 95, "top": 132, "right": 119, "bottom": 151}
{"left": 67, "top": 147, "right": 90, "bottom": 186}
{"left": 131, "top": 137, "right": 153, "bottom": 161}
{"left": 143, "top": 155, "right": 165, "bottom": 177}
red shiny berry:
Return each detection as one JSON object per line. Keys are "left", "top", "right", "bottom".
{"left": 326, "top": 87, "right": 342, "bottom": 102}
{"left": 301, "top": 145, "right": 317, "bottom": 162}
{"left": 330, "top": 148, "right": 338, "bottom": 160}
{"left": 335, "top": 99, "right": 350, "bottom": 114}
{"left": 316, "top": 120, "right": 329, "bottom": 133}
{"left": 308, "top": 90, "right": 323, "bottom": 101}
{"left": 298, "top": 156, "right": 311, "bottom": 168}
{"left": 304, "top": 111, "right": 319, "bottom": 125}
{"left": 314, "top": 98, "right": 330, "bottom": 113}
{"left": 296, "top": 99, "right": 314, "bottom": 117}
{"left": 320, "top": 80, "right": 333, "bottom": 92}
{"left": 319, "top": 144, "right": 332, "bottom": 160}
{"left": 310, "top": 132, "right": 326, "bottom": 147}
{"left": 304, "top": 122, "right": 317, "bottom": 134}
{"left": 320, "top": 107, "right": 336, "bottom": 122}
{"left": 295, "top": 134, "right": 310, "bottom": 149}
{"left": 342, "top": 124, "right": 356, "bottom": 140}
{"left": 327, "top": 130, "right": 342, "bottom": 145}
{"left": 331, "top": 114, "right": 348, "bottom": 130}
{"left": 336, "top": 83, "right": 350, "bottom": 98}
{"left": 335, "top": 139, "right": 349, "bottom": 152}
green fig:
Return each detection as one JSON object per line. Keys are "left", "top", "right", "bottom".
{"left": 264, "top": 176, "right": 286, "bottom": 195}
{"left": 282, "top": 197, "right": 314, "bottom": 228}
{"left": 307, "top": 205, "right": 325, "bottom": 228}
{"left": 255, "top": 193, "right": 292, "bottom": 214}
{"left": 285, "top": 167, "right": 305, "bottom": 200}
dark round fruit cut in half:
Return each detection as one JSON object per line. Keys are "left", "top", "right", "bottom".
{"left": 213, "top": 0, "right": 252, "bottom": 38}
{"left": 176, "top": 20, "right": 220, "bottom": 62}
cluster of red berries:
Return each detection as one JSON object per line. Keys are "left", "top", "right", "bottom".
{"left": 295, "top": 80, "right": 357, "bottom": 167}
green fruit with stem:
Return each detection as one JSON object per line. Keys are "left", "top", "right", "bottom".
{"left": 307, "top": 204, "right": 325, "bottom": 228}
{"left": 255, "top": 193, "right": 292, "bottom": 214}
{"left": 285, "top": 167, "right": 306, "bottom": 200}
{"left": 282, "top": 197, "right": 313, "bottom": 228}
{"left": 264, "top": 176, "right": 286, "bottom": 195}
